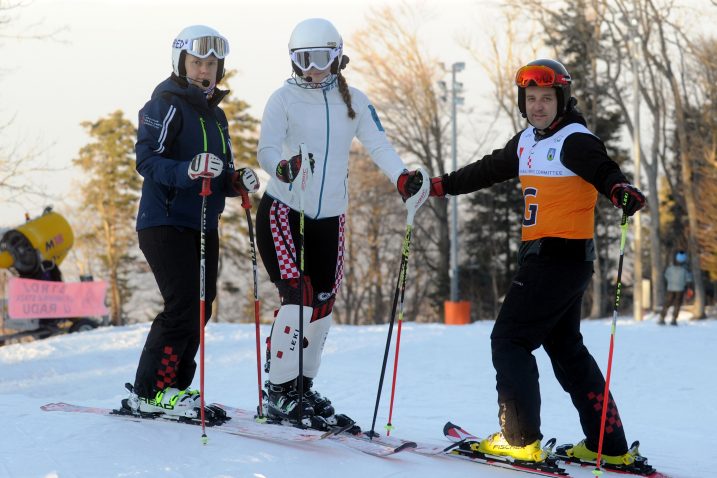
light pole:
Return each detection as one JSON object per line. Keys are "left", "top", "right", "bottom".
{"left": 630, "top": 19, "right": 643, "bottom": 321}
{"left": 449, "top": 62, "right": 465, "bottom": 302}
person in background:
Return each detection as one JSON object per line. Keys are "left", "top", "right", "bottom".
{"left": 125, "top": 25, "right": 259, "bottom": 418}
{"left": 425, "top": 59, "right": 648, "bottom": 467}
{"left": 255, "top": 17, "right": 423, "bottom": 428}
{"left": 658, "top": 250, "right": 693, "bottom": 325}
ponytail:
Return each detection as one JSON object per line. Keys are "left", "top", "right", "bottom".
{"left": 337, "top": 72, "right": 356, "bottom": 120}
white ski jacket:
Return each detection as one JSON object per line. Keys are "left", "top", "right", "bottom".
{"left": 258, "top": 78, "right": 406, "bottom": 219}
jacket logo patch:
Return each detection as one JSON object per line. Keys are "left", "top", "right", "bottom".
{"left": 140, "top": 113, "right": 163, "bottom": 129}
{"left": 547, "top": 148, "right": 556, "bottom": 161}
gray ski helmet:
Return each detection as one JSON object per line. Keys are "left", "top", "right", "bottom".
{"left": 516, "top": 59, "right": 572, "bottom": 118}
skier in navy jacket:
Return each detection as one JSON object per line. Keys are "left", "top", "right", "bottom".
{"left": 125, "top": 25, "right": 259, "bottom": 418}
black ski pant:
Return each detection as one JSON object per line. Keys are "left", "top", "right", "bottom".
{"left": 133, "top": 226, "right": 219, "bottom": 398}
{"left": 490, "top": 255, "right": 628, "bottom": 455}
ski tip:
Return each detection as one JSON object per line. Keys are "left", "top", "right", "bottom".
{"left": 442, "top": 421, "right": 458, "bottom": 434}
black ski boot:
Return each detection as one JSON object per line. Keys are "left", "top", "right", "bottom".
{"left": 302, "top": 377, "right": 335, "bottom": 418}
{"left": 265, "top": 380, "right": 327, "bottom": 430}
{"left": 302, "top": 377, "right": 360, "bottom": 434}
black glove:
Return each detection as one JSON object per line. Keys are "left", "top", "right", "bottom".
{"left": 276, "top": 153, "right": 315, "bottom": 183}
{"left": 610, "top": 182, "right": 646, "bottom": 216}
{"left": 396, "top": 170, "right": 424, "bottom": 200}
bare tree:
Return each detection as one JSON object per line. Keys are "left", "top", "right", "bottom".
{"left": 0, "top": 1, "right": 67, "bottom": 212}
{"left": 350, "top": 4, "right": 451, "bottom": 319}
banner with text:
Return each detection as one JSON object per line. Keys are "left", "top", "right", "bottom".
{"left": 7, "top": 278, "right": 109, "bottom": 319}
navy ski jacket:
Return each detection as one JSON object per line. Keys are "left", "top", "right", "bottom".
{"left": 135, "top": 75, "right": 238, "bottom": 231}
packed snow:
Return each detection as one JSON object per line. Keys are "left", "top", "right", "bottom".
{"left": 0, "top": 311, "right": 713, "bottom": 478}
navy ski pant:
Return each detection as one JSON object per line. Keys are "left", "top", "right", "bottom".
{"left": 491, "top": 254, "right": 628, "bottom": 455}
{"left": 133, "top": 226, "right": 219, "bottom": 398}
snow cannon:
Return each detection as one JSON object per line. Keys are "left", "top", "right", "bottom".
{"left": 0, "top": 207, "right": 74, "bottom": 275}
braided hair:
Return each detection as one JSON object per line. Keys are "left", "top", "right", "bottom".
{"left": 336, "top": 71, "right": 355, "bottom": 120}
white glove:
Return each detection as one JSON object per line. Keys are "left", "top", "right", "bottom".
{"left": 236, "top": 167, "right": 260, "bottom": 193}
{"left": 188, "top": 153, "right": 223, "bottom": 180}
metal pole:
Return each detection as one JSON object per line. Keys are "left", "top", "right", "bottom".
{"left": 631, "top": 22, "right": 643, "bottom": 321}
{"left": 449, "top": 62, "right": 464, "bottom": 302}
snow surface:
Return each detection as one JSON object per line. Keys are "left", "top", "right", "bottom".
{"left": 0, "top": 312, "right": 713, "bottom": 478}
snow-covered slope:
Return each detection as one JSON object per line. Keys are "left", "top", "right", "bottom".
{"left": 0, "top": 314, "right": 712, "bottom": 478}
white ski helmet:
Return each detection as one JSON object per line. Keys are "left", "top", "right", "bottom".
{"left": 288, "top": 18, "right": 345, "bottom": 78}
{"left": 172, "top": 25, "right": 230, "bottom": 83}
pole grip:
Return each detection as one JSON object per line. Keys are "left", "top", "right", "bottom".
{"left": 200, "top": 177, "right": 212, "bottom": 197}
{"left": 240, "top": 189, "right": 251, "bottom": 210}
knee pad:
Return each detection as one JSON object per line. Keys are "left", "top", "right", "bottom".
{"left": 311, "top": 294, "right": 335, "bottom": 322}
{"left": 268, "top": 304, "right": 313, "bottom": 384}
{"left": 276, "top": 277, "right": 313, "bottom": 306}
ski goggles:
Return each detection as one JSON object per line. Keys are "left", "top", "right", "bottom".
{"left": 290, "top": 47, "right": 341, "bottom": 72}
{"left": 515, "top": 65, "right": 570, "bottom": 88}
{"left": 174, "top": 35, "right": 230, "bottom": 59}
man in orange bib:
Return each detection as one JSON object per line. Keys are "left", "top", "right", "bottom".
{"left": 426, "top": 59, "right": 646, "bottom": 465}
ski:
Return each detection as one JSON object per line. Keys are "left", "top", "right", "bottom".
{"left": 214, "top": 403, "right": 412, "bottom": 457}
{"left": 554, "top": 442, "right": 672, "bottom": 478}
{"left": 41, "top": 402, "right": 325, "bottom": 443}
{"left": 442, "top": 421, "right": 569, "bottom": 477}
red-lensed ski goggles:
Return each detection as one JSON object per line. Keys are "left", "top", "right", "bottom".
{"left": 515, "top": 65, "right": 570, "bottom": 88}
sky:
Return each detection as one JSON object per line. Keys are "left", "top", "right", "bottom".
{"left": 0, "top": 0, "right": 500, "bottom": 228}
{"left": 0, "top": 311, "right": 713, "bottom": 477}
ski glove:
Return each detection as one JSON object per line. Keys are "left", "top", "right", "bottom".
{"left": 396, "top": 170, "right": 424, "bottom": 200}
{"left": 188, "top": 153, "right": 223, "bottom": 180}
{"left": 231, "top": 167, "right": 260, "bottom": 195}
{"left": 428, "top": 177, "right": 446, "bottom": 198}
{"left": 610, "top": 182, "right": 646, "bottom": 216}
{"left": 276, "top": 153, "right": 315, "bottom": 183}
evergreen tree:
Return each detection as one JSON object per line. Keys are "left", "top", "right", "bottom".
{"left": 213, "top": 71, "right": 262, "bottom": 322}
{"left": 74, "top": 110, "right": 140, "bottom": 326}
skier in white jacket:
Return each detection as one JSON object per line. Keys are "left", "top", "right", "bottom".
{"left": 255, "top": 17, "right": 423, "bottom": 428}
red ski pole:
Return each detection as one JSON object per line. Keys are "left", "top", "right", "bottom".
{"left": 198, "top": 177, "right": 212, "bottom": 444}
{"left": 594, "top": 196, "right": 629, "bottom": 475}
{"left": 240, "top": 189, "right": 265, "bottom": 422}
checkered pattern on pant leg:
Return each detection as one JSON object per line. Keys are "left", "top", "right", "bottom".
{"left": 587, "top": 391, "right": 623, "bottom": 434}
{"left": 332, "top": 213, "right": 346, "bottom": 295}
{"left": 156, "top": 345, "right": 179, "bottom": 390}
{"left": 269, "top": 200, "right": 299, "bottom": 280}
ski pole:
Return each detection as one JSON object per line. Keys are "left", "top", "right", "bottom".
{"left": 593, "top": 193, "right": 630, "bottom": 476}
{"left": 240, "top": 187, "right": 265, "bottom": 422}
{"left": 369, "top": 169, "right": 430, "bottom": 439}
{"left": 198, "top": 177, "right": 212, "bottom": 444}
{"left": 296, "top": 143, "right": 313, "bottom": 427}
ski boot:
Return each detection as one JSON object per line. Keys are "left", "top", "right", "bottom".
{"left": 562, "top": 439, "right": 637, "bottom": 466}
{"left": 477, "top": 432, "right": 547, "bottom": 462}
{"left": 120, "top": 383, "right": 228, "bottom": 425}
{"left": 265, "top": 380, "right": 327, "bottom": 430}
{"left": 122, "top": 384, "right": 199, "bottom": 418}
{"left": 301, "top": 377, "right": 360, "bottom": 434}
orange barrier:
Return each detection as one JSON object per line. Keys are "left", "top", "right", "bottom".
{"left": 444, "top": 300, "right": 471, "bottom": 325}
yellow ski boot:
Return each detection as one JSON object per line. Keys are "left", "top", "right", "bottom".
{"left": 566, "top": 440, "right": 637, "bottom": 466}
{"left": 476, "top": 432, "right": 546, "bottom": 462}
